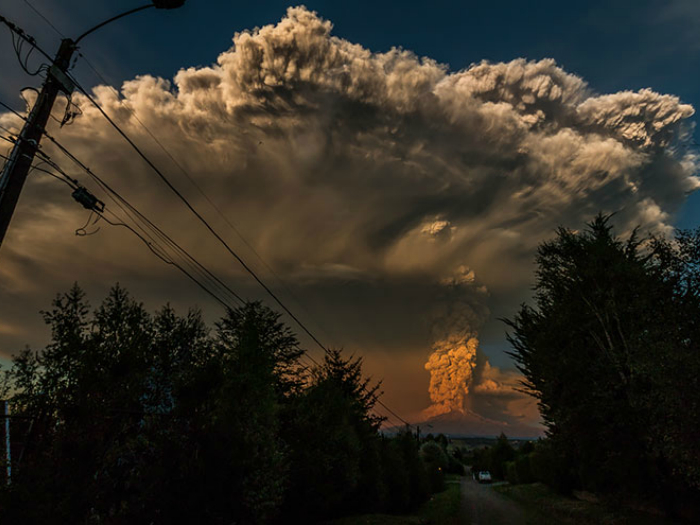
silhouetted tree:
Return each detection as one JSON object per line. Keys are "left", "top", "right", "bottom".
{"left": 281, "top": 349, "right": 383, "bottom": 520}
{"left": 185, "top": 301, "right": 302, "bottom": 524}
{"left": 507, "top": 215, "right": 700, "bottom": 510}
{"left": 0, "top": 288, "right": 302, "bottom": 524}
{"left": 380, "top": 435, "right": 411, "bottom": 511}
{"left": 420, "top": 441, "right": 448, "bottom": 492}
{"left": 489, "top": 432, "right": 515, "bottom": 480}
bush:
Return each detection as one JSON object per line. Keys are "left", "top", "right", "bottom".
{"left": 446, "top": 453, "right": 465, "bottom": 475}
{"left": 528, "top": 440, "right": 577, "bottom": 495}
{"left": 381, "top": 437, "right": 410, "bottom": 512}
{"left": 397, "top": 432, "right": 430, "bottom": 508}
{"left": 515, "top": 454, "right": 534, "bottom": 484}
{"left": 505, "top": 461, "right": 518, "bottom": 484}
{"left": 489, "top": 433, "right": 515, "bottom": 480}
{"left": 470, "top": 446, "right": 490, "bottom": 472}
{"left": 420, "top": 441, "right": 448, "bottom": 493}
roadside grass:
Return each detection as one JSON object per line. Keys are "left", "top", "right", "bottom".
{"left": 326, "top": 475, "right": 462, "bottom": 525}
{"left": 418, "top": 476, "right": 461, "bottom": 525}
{"left": 495, "top": 482, "right": 679, "bottom": 525}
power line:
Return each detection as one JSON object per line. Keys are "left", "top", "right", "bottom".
{"left": 21, "top": 150, "right": 333, "bottom": 391}
{"left": 70, "top": 48, "right": 341, "bottom": 363}
{"left": 0, "top": 14, "right": 53, "bottom": 64}
{"left": 97, "top": 209, "right": 238, "bottom": 311}
{"left": 28, "top": 141, "right": 243, "bottom": 308}
{"left": 0, "top": 12, "right": 351, "bottom": 417}
{"left": 0, "top": 23, "right": 417, "bottom": 428}
{"left": 23, "top": 148, "right": 333, "bottom": 384}
{"left": 69, "top": 81, "right": 415, "bottom": 428}
{"left": 69, "top": 78, "right": 333, "bottom": 357}
{"left": 297, "top": 351, "right": 396, "bottom": 428}
{"left": 50, "top": 159, "right": 244, "bottom": 312}
{"left": 9, "top": 25, "right": 48, "bottom": 77}
{"left": 72, "top": 50, "right": 339, "bottom": 347}
{"left": 6, "top": 59, "right": 323, "bottom": 354}
{"left": 22, "top": 0, "right": 65, "bottom": 38}
{"left": 0, "top": 13, "right": 263, "bottom": 312}
{"left": 18, "top": 164, "right": 412, "bottom": 430}
{"left": 0, "top": 100, "right": 27, "bottom": 121}
{"left": 65, "top": 76, "right": 415, "bottom": 429}
{"left": 1, "top": 97, "right": 246, "bottom": 311}
{"left": 0, "top": 124, "right": 18, "bottom": 137}
{"left": 41, "top": 146, "right": 247, "bottom": 310}
{"left": 0, "top": 152, "right": 74, "bottom": 189}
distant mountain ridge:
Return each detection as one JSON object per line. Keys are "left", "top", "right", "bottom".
{"left": 383, "top": 409, "right": 543, "bottom": 439}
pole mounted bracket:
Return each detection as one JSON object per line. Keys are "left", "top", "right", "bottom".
{"left": 48, "top": 65, "right": 75, "bottom": 95}
{"left": 71, "top": 186, "right": 104, "bottom": 213}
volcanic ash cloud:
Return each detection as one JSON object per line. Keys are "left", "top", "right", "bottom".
{"left": 2, "top": 4, "right": 693, "bottom": 289}
{"left": 0, "top": 6, "right": 697, "bottom": 428}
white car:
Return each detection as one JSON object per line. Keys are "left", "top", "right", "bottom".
{"left": 477, "top": 471, "right": 492, "bottom": 483}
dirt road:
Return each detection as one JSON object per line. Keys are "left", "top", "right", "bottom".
{"left": 460, "top": 475, "right": 527, "bottom": 525}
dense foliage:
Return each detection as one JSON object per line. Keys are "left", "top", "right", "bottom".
{"left": 506, "top": 215, "right": 700, "bottom": 514}
{"left": 0, "top": 285, "right": 435, "bottom": 524}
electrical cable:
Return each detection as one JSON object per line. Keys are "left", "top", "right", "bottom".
{"left": 9, "top": 23, "right": 47, "bottom": 76}
{"left": 71, "top": 51, "right": 347, "bottom": 392}
{"left": 73, "top": 53, "right": 335, "bottom": 344}
{"left": 97, "top": 208, "right": 238, "bottom": 311}
{"left": 3, "top": 102, "right": 415, "bottom": 432}
{"left": 34, "top": 125, "right": 245, "bottom": 309}
{"left": 32, "top": 152, "right": 78, "bottom": 185}
{"left": 1, "top": 98, "right": 247, "bottom": 312}
{"left": 74, "top": 210, "right": 100, "bottom": 236}
{"left": 106, "top": 208, "right": 236, "bottom": 311}
{"left": 0, "top": 12, "right": 412, "bottom": 432}
{"left": 0, "top": 124, "right": 17, "bottom": 136}
{"left": 0, "top": 153, "right": 76, "bottom": 189}
{"left": 69, "top": 77, "right": 336, "bottom": 350}
{"left": 1, "top": 58, "right": 416, "bottom": 428}
{"left": 10, "top": 135, "right": 410, "bottom": 431}
{"left": 33, "top": 146, "right": 246, "bottom": 311}
{"left": 22, "top": 0, "right": 65, "bottom": 38}
{"left": 3, "top": 119, "right": 247, "bottom": 333}
{"left": 35, "top": 154, "right": 314, "bottom": 380}
{"left": 0, "top": 14, "right": 53, "bottom": 63}
{"left": 37, "top": 145, "right": 246, "bottom": 309}
{"left": 64, "top": 77, "right": 416, "bottom": 429}
{"left": 297, "top": 350, "right": 392, "bottom": 428}
{"left": 0, "top": 100, "right": 24, "bottom": 119}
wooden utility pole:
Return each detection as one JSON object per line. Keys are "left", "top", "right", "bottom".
{"left": 0, "top": 37, "right": 75, "bottom": 249}
{"left": 0, "top": 1, "right": 186, "bottom": 251}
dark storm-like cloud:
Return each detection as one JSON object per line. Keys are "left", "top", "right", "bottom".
{"left": 1, "top": 6, "right": 696, "bottom": 430}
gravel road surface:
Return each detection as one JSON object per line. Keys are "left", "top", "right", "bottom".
{"left": 460, "top": 474, "right": 527, "bottom": 525}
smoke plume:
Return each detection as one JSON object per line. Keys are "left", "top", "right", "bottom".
{"left": 422, "top": 266, "right": 490, "bottom": 419}
{"left": 424, "top": 334, "right": 479, "bottom": 418}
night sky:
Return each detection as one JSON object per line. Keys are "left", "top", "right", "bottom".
{"left": 1, "top": 0, "right": 698, "bottom": 435}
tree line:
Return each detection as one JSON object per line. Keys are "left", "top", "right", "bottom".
{"left": 0, "top": 285, "right": 447, "bottom": 524}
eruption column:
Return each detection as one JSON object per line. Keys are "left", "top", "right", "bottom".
{"left": 423, "top": 332, "right": 479, "bottom": 418}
